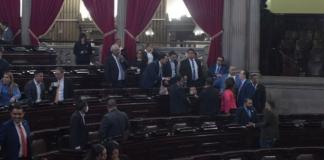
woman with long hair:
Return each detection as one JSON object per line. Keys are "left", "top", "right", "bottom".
{"left": 0, "top": 72, "right": 21, "bottom": 107}
{"left": 73, "top": 33, "right": 93, "bottom": 65}
{"left": 220, "top": 78, "right": 237, "bottom": 115}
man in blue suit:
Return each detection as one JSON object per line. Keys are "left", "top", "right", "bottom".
{"left": 24, "top": 70, "right": 46, "bottom": 107}
{"left": 236, "top": 70, "right": 255, "bottom": 107}
{"left": 140, "top": 53, "right": 168, "bottom": 89}
{"left": 213, "top": 66, "right": 240, "bottom": 92}
{"left": 208, "top": 56, "right": 228, "bottom": 79}
{"left": 0, "top": 104, "right": 32, "bottom": 160}
{"left": 235, "top": 98, "right": 257, "bottom": 126}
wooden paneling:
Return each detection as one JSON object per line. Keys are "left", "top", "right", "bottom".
{"left": 42, "top": 0, "right": 80, "bottom": 42}
{"left": 138, "top": 0, "right": 168, "bottom": 46}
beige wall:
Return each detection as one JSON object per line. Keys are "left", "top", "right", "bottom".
{"left": 267, "top": 0, "right": 324, "bottom": 14}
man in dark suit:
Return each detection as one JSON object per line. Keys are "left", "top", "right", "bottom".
{"left": 143, "top": 44, "right": 158, "bottom": 64}
{"left": 24, "top": 70, "right": 45, "bottom": 107}
{"left": 179, "top": 48, "right": 203, "bottom": 87}
{"left": 169, "top": 76, "right": 188, "bottom": 115}
{"left": 104, "top": 44, "right": 128, "bottom": 88}
{"left": 163, "top": 51, "right": 178, "bottom": 84}
{"left": 140, "top": 53, "right": 168, "bottom": 89}
{"left": 49, "top": 67, "right": 73, "bottom": 104}
{"left": 70, "top": 99, "right": 89, "bottom": 150}
{"left": 251, "top": 74, "right": 266, "bottom": 113}
{"left": 0, "top": 104, "right": 32, "bottom": 160}
{"left": 99, "top": 99, "right": 129, "bottom": 141}
{"left": 248, "top": 103, "right": 279, "bottom": 148}
{"left": 236, "top": 70, "right": 255, "bottom": 107}
{"left": 235, "top": 98, "right": 257, "bottom": 126}
{"left": 0, "top": 47, "right": 9, "bottom": 78}
{"left": 197, "top": 78, "right": 220, "bottom": 116}
{"left": 208, "top": 56, "right": 228, "bottom": 79}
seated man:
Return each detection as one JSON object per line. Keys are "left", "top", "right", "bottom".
{"left": 49, "top": 67, "right": 73, "bottom": 104}
{"left": 169, "top": 76, "right": 188, "bottom": 115}
{"left": 140, "top": 53, "right": 169, "bottom": 89}
{"left": 235, "top": 98, "right": 257, "bottom": 126}
{"left": 24, "top": 70, "right": 45, "bottom": 107}
{"left": 99, "top": 99, "right": 129, "bottom": 141}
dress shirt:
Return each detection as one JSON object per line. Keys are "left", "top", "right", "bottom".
{"left": 244, "top": 106, "right": 252, "bottom": 118}
{"left": 112, "top": 55, "right": 125, "bottom": 80}
{"left": 215, "top": 65, "right": 220, "bottom": 74}
{"left": 158, "top": 61, "right": 163, "bottom": 77}
{"left": 238, "top": 79, "right": 246, "bottom": 94}
{"left": 190, "top": 59, "right": 198, "bottom": 80}
{"left": 14, "top": 122, "right": 27, "bottom": 158}
{"left": 33, "top": 79, "right": 42, "bottom": 103}
{"left": 147, "top": 52, "right": 154, "bottom": 64}
{"left": 170, "top": 60, "right": 176, "bottom": 78}
{"left": 79, "top": 111, "right": 86, "bottom": 125}
{"left": 57, "top": 79, "right": 65, "bottom": 101}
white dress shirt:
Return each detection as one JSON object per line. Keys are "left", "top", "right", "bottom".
{"left": 147, "top": 52, "right": 154, "bottom": 64}
{"left": 190, "top": 59, "right": 199, "bottom": 80}
{"left": 57, "top": 79, "right": 65, "bottom": 101}
{"left": 170, "top": 60, "right": 176, "bottom": 78}
{"left": 14, "top": 122, "right": 27, "bottom": 158}
{"left": 112, "top": 55, "right": 125, "bottom": 80}
{"left": 33, "top": 79, "right": 42, "bottom": 103}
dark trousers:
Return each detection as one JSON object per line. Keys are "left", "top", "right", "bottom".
{"left": 112, "top": 80, "right": 125, "bottom": 88}
{"left": 260, "top": 138, "right": 275, "bottom": 148}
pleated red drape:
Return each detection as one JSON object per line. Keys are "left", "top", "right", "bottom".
{"left": 124, "top": 0, "right": 161, "bottom": 62}
{"left": 0, "top": 0, "right": 21, "bottom": 43}
{"left": 183, "top": 0, "right": 224, "bottom": 67}
{"left": 83, "top": 0, "right": 115, "bottom": 63}
{"left": 29, "top": 0, "right": 64, "bottom": 45}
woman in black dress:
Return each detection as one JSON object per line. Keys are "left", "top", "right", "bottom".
{"left": 73, "top": 33, "right": 93, "bottom": 65}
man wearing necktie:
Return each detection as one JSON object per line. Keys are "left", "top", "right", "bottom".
{"left": 208, "top": 56, "right": 228, "bottom": 79}
{"left": 0, "top": 104, "right": 32, "bottom": 160}
{"left": 180, "top": 48, "right": 203, "bottom": 87}
{"left": 104, "top": 44, "right": 128, "bottom": 88}
{"left": 235, "top": 98, "right": 257, "bottom": 126}
{"left": 49, "top": 67, "right": 73, "bottom": 104}
{"left": 236, "top": 70, "right": 255, "bottom": 107}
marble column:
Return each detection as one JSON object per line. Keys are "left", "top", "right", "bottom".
{"left": 21, "top": 0, "right": 31, "bottom": 45}
{"left": 222, "top": 0, "right": 232, "bottom": 64}
{"left": 117, "top": 0, "right": 127, "bottom": 46}
{"left": 247, "top": 0, "right": 260, "bottom": 73}
{"left": 229, "top": 0, "right": 248, "bottom": 70}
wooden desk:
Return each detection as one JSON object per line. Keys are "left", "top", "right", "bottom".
{"left": 3, "top": 52, "right": 57, "bottom": 65}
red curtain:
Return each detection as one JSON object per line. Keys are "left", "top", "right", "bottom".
{"left": 0, "top": 0, "right": 21, "bottom": 43}
{"left": 83, "top": 0, "right": 115, "bottom": 63}
{"left": 29, "top": 0, "right": 64, "bottom": 45}
{"left": 124, "top": 0, "right": 161, "bottom": 62}
{"left": 183, "top": 0, "right": 224, "bottom": 67}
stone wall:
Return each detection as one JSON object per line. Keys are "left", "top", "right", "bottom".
{"left": 263, "top": 76, "right": 324, "bottom": 114}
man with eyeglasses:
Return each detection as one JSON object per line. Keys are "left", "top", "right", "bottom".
{"left": 208, "top": 56, "right": 228, "bottom": 79}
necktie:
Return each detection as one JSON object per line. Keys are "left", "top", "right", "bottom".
{"left": 191, "top": 60, "right": 196, "bottom": 80}
{"left": 18, "top": 124, "right": 28, "bottom": 158}
{"left": 54, "top": 80, "right": 61, "bottom": 103}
